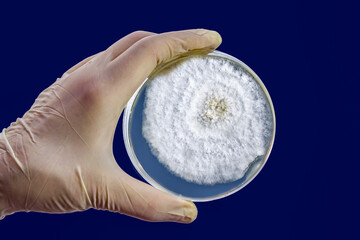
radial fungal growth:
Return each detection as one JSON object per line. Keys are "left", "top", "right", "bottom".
{"left": 142, "top": 56, "right": 273, "bottom": 185}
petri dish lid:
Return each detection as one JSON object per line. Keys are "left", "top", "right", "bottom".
{"left": 123, "top": 50, "right": 276, "bottom": 202}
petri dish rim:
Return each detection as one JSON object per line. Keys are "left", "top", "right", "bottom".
{"left": 123, "top": 50, "right": 276, "bottom": 202}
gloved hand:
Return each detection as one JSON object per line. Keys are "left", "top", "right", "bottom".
{"left": 0, "top": 29, "right": 222, "bottom": 223}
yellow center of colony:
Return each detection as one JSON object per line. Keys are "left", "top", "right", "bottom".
{"left": 201, "top": 97, "right": 229, "bottom": 125}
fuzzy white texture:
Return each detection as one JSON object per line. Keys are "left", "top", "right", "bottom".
{"left": 142, "top": 56, "right": 273, "bottom": 185}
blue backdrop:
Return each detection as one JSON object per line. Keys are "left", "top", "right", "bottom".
{"left": 0, "top": 0, "right": 358, "bottom": 239}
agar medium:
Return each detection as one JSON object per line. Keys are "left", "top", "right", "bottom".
{"left": 123, "top": 50, "right": 276, "bottom": 201}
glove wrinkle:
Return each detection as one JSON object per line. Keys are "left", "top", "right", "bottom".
{"left": 76, "top": 166, "right": 93, "bottom": 208}
{"left": 18, "top": 118, "right": 37, "bottom": 144}
{"left": 26, "top": 138, "right": 68, "bottom": 211}
{"left": 28, "top": 108, "right": 65, "bottom": 119}
{"left": 124, "top": 182, "right": 149, "bottom": 207}
{"left": 119, "top": 181, "right": 135, "bottom": 215}
{"left": 106, "top": 182, "right": 111, "bottom": 211}
{"left": 122, "top": 181, "right": 159, "bottom": 219}
{"left": 0, "top": 129, "right": 29, "bottom": 180}
{"left": 52, "top": 89, "right": 89, "bottom": 148}
{"left": 24, "top": 181, "right": 32, "bottom": 211}
{"left": 27, "top": 173, "right": 49, "bottom": 211}
{"left": 0, "top": 151, "right": 10, "bottom": 171}
{"left": 53, "top": 83, "right": 95, "bottom": 121}
{"left": 18, "top": 133, "right": 31, "bottom": 180}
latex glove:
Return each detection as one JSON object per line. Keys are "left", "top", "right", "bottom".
{"left": 0, "top": 29, "right": 221, "bottom": 223}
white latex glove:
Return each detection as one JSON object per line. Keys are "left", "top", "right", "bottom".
{"left": 0, "top": 29, "right": 222, "bottom": 223}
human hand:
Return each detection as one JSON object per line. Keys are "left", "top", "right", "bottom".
{"left": 0, "top": 29, "right": 221, "bottom": 223}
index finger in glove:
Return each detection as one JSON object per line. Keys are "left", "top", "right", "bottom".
{"left": 107, "top": 29, "right": 222, "bottom": 104}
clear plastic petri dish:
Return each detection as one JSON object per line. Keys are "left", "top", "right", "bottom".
{"left": 123, "top": 50, "right": 276, "bottom": 202}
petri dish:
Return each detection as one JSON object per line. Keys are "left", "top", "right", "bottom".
{"left": 123, "top": 50, "right": 276, "bottom": 201}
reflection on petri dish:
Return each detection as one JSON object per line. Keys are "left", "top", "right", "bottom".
{"left": 123, "top": 50, "right": 276, "bottom": 201}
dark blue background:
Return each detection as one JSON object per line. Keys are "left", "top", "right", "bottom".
{"left": 0, "top": 0, "right": 358, "bottom": 239}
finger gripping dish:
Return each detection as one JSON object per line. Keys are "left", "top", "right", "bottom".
{"left": 142, "top": 55, "right": 273, "bottom": 185}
